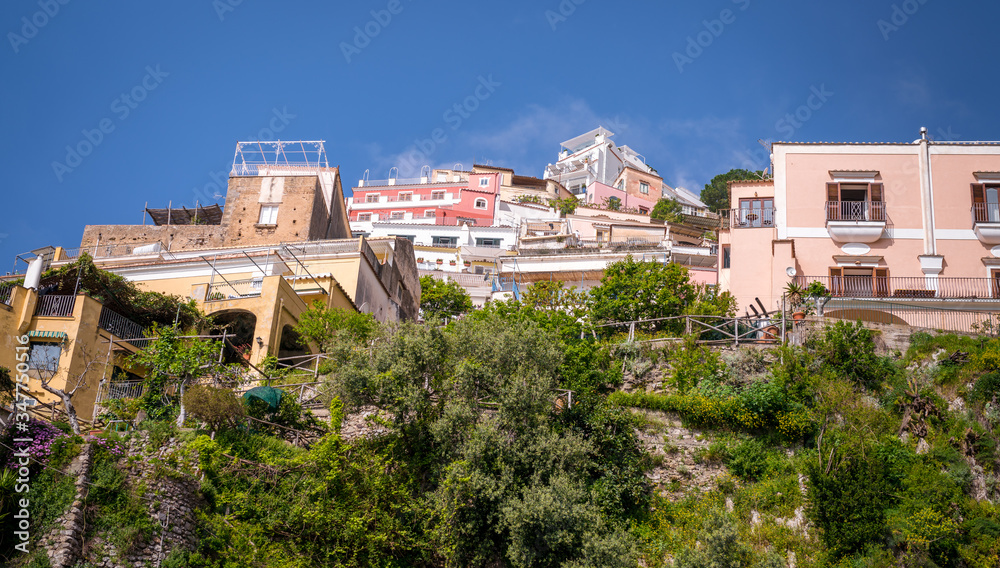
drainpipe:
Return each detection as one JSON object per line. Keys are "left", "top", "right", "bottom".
{"left": 917, "top": 127, "right": 944, "bottom": 290}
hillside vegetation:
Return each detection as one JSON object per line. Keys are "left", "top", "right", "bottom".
{"left": 3, "top": 262, "right": 1000, "bottom": 567}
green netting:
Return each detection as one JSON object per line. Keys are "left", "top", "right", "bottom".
{"left": 242, "top": 386, "right": 283, "bottom": 412}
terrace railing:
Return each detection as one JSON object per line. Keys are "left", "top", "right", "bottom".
{"left": 35, "top": 295, "right": 76, "bottom": 317}
{"left": 721, "top": 208, "right": 775, "bottom": 229}
{"left": 795, "top": 276, "right": 999, "bottom": 300}
{"left": 98, "top": 307, "right": 149, "bottom": 348}
{"left": 972, "top": 203, "right": 1000, "bottom": 224}
{"left": 825, "top": 201, "right": 886, "bottom": 222}
{"left": 206, "top": 279, "right": 263, "bottom": 301}
{"left": 0, "top": 282, "right": 14, "bottom": 306}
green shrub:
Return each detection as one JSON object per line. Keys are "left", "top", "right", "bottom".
{"left": 811, "top": 321, "right": 897, "bottom": 391}
{"left": 184, "top": 384, "right": 246, "bottom": 431}
{"left": 726, "top": 439, "right": 771, "bottom": 481}
{"left": 970, "top": 372, "right": 1000, "bottom": 404}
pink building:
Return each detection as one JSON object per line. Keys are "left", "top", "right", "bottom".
{"left": 718, "top": 129, "right": 1000, "bottom": 329}
{"left": 348, "top": 169, "right": 501, "bottom": 234}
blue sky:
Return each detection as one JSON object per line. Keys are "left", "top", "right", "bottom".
{"left": 1, "top": 0, "right": 998, "bottom": 269}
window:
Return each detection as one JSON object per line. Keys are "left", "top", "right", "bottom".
{"left": 394, "top": 235, "right": 416, "bottom": 242}
{"left": 389, "top": 211, "right": 405, "bottom": 220}
{"left": 638, "top": 206, "right": 650, "bottom": 215}
{"left": 571, "top": 184, "right": 586, "bottom": 195}
{"left": 722, "top": 245, "right": 731, "bottom": 269}
{"left": 479, "top": 177, "right": 490, "bottom": 187}
{"left": 828, "top": 267, "right": 889, "bottom": 297}
{"left": 365, "top": 193, "right": 380, "bottom": 203}
{"left": 972, "top": 183, "right": 1000, "bottom": 223}
{"left": 431, "top": 190, "right": 446, "bottom": 200}
{"left": 640, "top": 182, "right": 649, "bottom": 194}
{"left": 737, "top": 198, "right": 773, "bottom": 228}
{"left": 424, "top": 210, "right": 436, "bottom": 218}
{"left": 456, "top": 217, "right": 476, "bottom": 226}
{"left": 826, "top": 182, "right": 884, "bottom": 221}
{"left": 398, "top": 192, "right": 412, "bottom": 202}
{"left": 28, "top": 342, "right": 61, "bottom": 373}
{"left": 476, "top": 238, "right": 501, "bottom": 247}
{"left": 474, "top": 198, "right": 488, "bottom": 209}
{"left": 617, "top": 180, "right": 624, "bottom": 190}
{"left": 432, "top": 236, "right": 458, "bottom": 247}
{"left": 356, "top": 213, "right": 372, "bottom": 222}
{"left": 436, "top": 173, "right": 447, "bottom": 182}
{"left": 258, "top": 205, "right": 278, "bottom": 225}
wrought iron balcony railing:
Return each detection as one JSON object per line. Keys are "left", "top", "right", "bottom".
{"left": 972, "top": 203, "right": 1000, "bottom": 224}
{"left": 794, "top": 276, "right": 999, "bottom": 300}
{"left": 721, "top": 208, "right": 775, "bottom": 229}
{"left": 35, "top": 295, "right": 76, "bottom": 317}
{"left": 825, "top": 201, "right": 886, "bottom": 222}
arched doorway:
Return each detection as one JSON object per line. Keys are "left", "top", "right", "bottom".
{"left": 211, "top": 309, "right": 258, "bottom": 365}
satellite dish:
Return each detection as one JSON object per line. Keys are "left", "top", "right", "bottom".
{"left": 786, "top": 267, "right": 797, "bottom": 277}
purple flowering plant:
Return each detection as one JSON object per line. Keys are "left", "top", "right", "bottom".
{"left": 2, "top": 419, "right": 68, "bottom": 470}
{"left": 86, "top": 435, "right": 126, "bottom": 460}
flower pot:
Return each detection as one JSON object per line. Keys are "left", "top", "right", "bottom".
{"left": 449, "top": 261, "right": 456, "bottom": 266}
{"left": 763, "top": 325, "right": 780, "bottom": 341}
{"left": 792, "top": 311, "right": 806, "bottom": 321}
{"left": 417, "top": 258, "right": 424, "bottom": 263}
{"left": 436, "top": 259, "right": 443, "bottom": 264}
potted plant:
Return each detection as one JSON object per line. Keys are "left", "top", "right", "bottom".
{"left": 436, "top": 258, "right": 444, "bottom": 265}
{"left": 804, "top": 280, "right": 831, "bottom": 316}
{"left": 417, "top": 257, "right": 424, "bottom": 263}
{"left": 449, "top": 260, "right": 457, "bottom": 266}
{"left": 463, "top": 260, "right": 471, "bottom": 267}
{"left": 784, "top": 281, "right": 806, "bottom": 320}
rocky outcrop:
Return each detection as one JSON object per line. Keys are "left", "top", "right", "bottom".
{"left": 632, "top": 409, "right": 728, "bottom": 500}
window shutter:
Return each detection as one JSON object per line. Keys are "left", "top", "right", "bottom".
{"left": 972, "top": 183, "right": 986, "bottom": 204}
{"left": 972, "top": 183, "right": 987, "bottom": 222}
{"left": 870, "top": 183, "right": 883, "bottom": 202}
{"left": 874, "top": 268, "right": 889, "bottom": 297}
{"left": 827, "top": 182, "right": 839, "bottom": 203}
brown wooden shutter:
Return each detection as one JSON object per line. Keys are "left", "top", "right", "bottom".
{"left": 827, "top": 182, "right": 839, "bottom": 202}
{"left": 869, "top": 183, "right": 883, "bottom": 202}
{"left": 972, "top": 183, "right": 986, "bottom": 223}
{"left": 874, "top": 268, "right": 889, "bottom": 297}
{"left": 972, "top": 183, "right": 986, "bottom": 204}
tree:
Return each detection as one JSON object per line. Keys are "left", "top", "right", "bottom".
{"left": 650, "top": 198, "right": 685, "bottom": 223}
{"left": 183, "top": 384, "right": 246, "bottom": 432}
{"left": 294, "top": 301, "right": 378, "bottom": 353}
{"left": 420, "top": 276, "right": 473, "bottom": 322}
{"left": 551, "top": 197, "right": 578, "bottom": 216}
{"left": 24, "top": 340, "right": 103, "bottom": 435}
{"left": 700, "top": 168, "right": 766, "bottom": 213}
{"left": 588, "top": 256, "right": 735, "bottom": 332}
{"left": 129, "top": 324, "right": 225, "bottom": 427}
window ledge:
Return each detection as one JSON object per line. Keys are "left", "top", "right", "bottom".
{"left": 254, "top": 224, "right": 277, "bottom": 229}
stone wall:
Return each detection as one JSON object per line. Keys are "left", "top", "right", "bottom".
{"left": 42, "top": 443, "right": 93, "bottom": 568}
{"left": 79, "top": 224, "right": 225, "bottom": 250}
{"left": 84, "top": 433, "right": 202, "bottom": 568}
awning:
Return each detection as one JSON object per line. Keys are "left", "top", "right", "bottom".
{"left": 27, "top": 330, "right": 68, "bottom": 342}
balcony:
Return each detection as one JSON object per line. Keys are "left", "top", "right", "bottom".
{"left": 721, "top": 207, "right": 775, "bottom": 229}
{"left": 972, "top": 203, "right": 1000, "bottom": 244}
{"left": 825, "top": 201, "right": 886, "bottom": 243}
{"left": 795, "top": 275, "right": 999, "bottom": 300}
{"left": 206, "top": 279, "right": 263, "bottom": 301}
{"left": 35, "top": 295, "right": 77, "bottom": 317}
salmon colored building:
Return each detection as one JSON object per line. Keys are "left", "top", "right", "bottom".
{"left": 718, "top": 129, "right": 1000, "bottom": 330}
